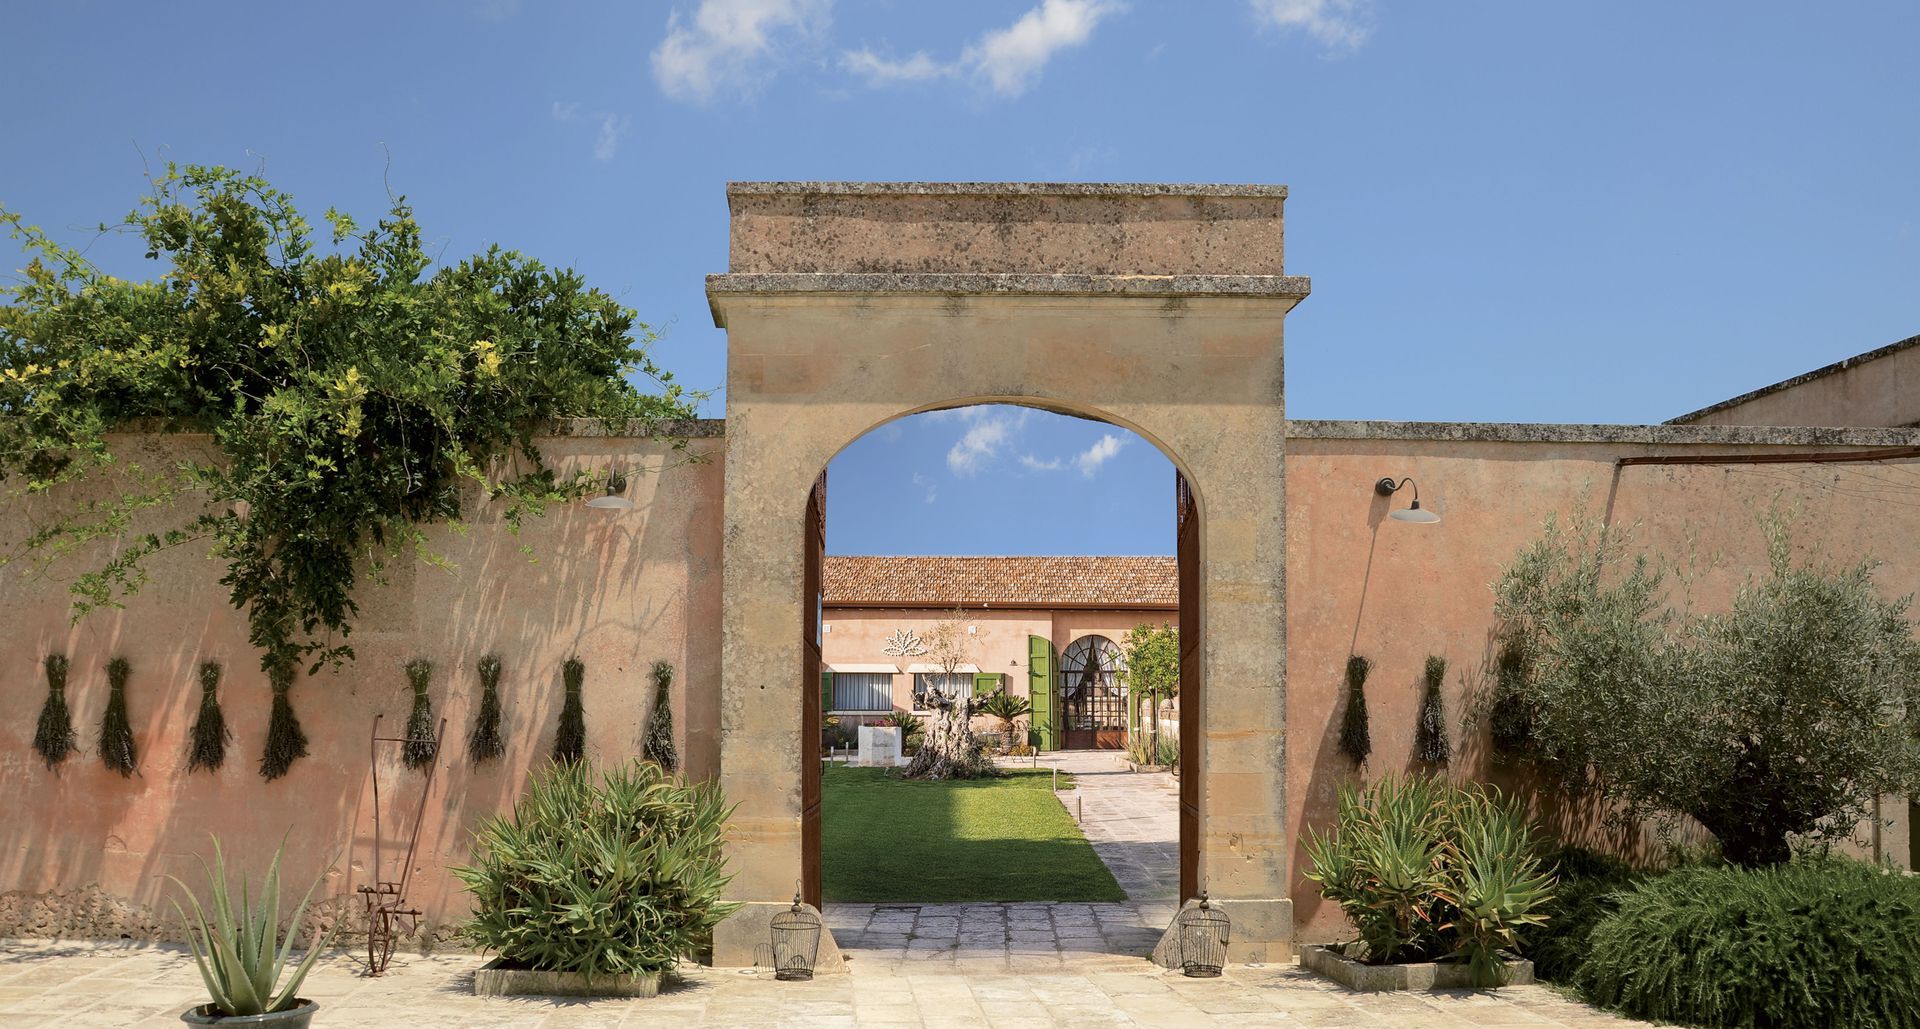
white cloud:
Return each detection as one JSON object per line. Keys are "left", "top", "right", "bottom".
{"left": 653, "top": 0, "right": 831, "bottom": 102}
{"left": 551, "top": 103, "right": 628, "bottom": 161}
{"left": 1248, "top": 0, "right": 1374, "bottom": 52}
{"left": 1019, "top": 454, "right": 1064, "bottom": 472}
{"left": 1074, "top": 433, "right": 1127, "bottom": 477}
{"left": 966, "top": 0, "right": 1119, "bottom": 95}
{"left": 593, "top": 114, "right": 629, "bottom": 161}
{"left": 911, "top": 472, "right": 938, "bottom": 504}
{"left": 842, "top": 0, "right": 1120, "bottom": 98}
{"left": 947, "top": 414, "right": 1018, "bottom": 476}
{"left": 840, "top": 48, "right": 946, "bottom": 84}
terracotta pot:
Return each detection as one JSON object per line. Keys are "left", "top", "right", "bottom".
{"left": 180, "top": 999, "right": 318, "bottom": 1027}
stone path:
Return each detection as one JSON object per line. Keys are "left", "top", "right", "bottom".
{"left": 0, "top": 938, "right": 1650, "bottom": 1027}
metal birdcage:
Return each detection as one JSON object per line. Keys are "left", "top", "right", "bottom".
{"left": 770, "top": 894, "right": 822, "bottom": 981}
{"left": 1178, "top": 893, "right": 1230, "bottom": 978}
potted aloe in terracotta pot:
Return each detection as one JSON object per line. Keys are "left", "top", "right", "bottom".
{"left": 169, "top": 836, "right": 336, "bottom": 1026}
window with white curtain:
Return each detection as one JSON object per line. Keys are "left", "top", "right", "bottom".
{"left": 912, "top": 672, "right": 974, "bottom": 710}
{"left": 831, "top": 672, "right": 893, "bottom": 712}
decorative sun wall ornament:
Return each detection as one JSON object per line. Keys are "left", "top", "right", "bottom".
{"left": 882, "top": 628, "right": 928, "bottom": 658}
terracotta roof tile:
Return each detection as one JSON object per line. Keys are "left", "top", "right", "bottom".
{"left": 824, "top": 556, "right": 1178, "bottom": 608}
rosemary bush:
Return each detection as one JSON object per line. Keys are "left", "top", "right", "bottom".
{"left": 98, "top": 656, "right": 137, "bottom": 776}
{"left": 401, "top": 658, "right": 438, "bottom": 769}
{"left": 454, "top": 759, "right": 737, "bottom": 977}
{"left": 1415, "top": 655, "right": 1449, "bottom": 764}
{"left": 642, "top": 660, "right": 677, "bottom": 773}
{"left": 553, "top": 657, "right": 586, "bottom": 763}
{"left": 187, "top": 661, "right": 230, "bottom": 773}
{"left": 1578, "top": 860, "right": 1920, "bottom": 1028}
{"left": 32, "top": 653, "right": 77, "bottom": 769}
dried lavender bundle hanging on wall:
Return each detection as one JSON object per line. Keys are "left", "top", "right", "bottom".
{"left": 33, "top": 654, "right": 78, "bottom": 770}
{"left": 553, "top": 656, "right": 586, "bottom": 764}
{"left": 402, "top": 659, "right": 439, "bottom": 769}
{"left": 260, "top": 661, "right": 310, "bottom": 781}
{"left": 1489, "top": 637, "right": 1535, "bottom": 760}
{"left": 1338, "top": 654, "right": 1373, "bottom": 766}
{"left": 642, "top": 659, "right": 678, "bottom": 774}
{"left": 187, "top": 662, "right": 231, "bottom": 773}
{"left": 98, "top": 657, "right": 138, "bottom": 776}
{"left": 467, "top": 653, "right": 505, "bottom": 764}
{"left": 1416, "top": 655, "right": 1451, "bottom": 765}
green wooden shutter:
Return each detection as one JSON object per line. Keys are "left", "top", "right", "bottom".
{"left": 821, "top": 670, "right": 834, "bottom": 716}
{"left": 1028, "top": 636, "right": 1054, "bottom": 751}
{"left": 973, "top": 672, "right": 1001, "bottom": 700}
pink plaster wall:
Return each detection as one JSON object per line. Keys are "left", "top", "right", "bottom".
{"left": 0, "top": 431, "right": 724, "bottom": 939}
{"left": 1284, "top": 437, "right": 1920, "bottom": 939}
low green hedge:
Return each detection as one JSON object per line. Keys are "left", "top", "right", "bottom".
{"left": 1522, "top": 847, "right": 1640, "bottom": 983}
{"left": 1578, "top": 860, "right": 1920, "bottom": 1028}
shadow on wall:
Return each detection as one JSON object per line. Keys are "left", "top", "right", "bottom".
{"left": 0, "top": 433, "right": 725, "bottom": 942}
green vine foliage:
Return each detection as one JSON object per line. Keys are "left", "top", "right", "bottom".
{"left": 642, "top": 660, "right": 677, "bottom": 773}
{"left": 33, "top": 653, "right": 77, "bottom": 769}
{"left": 98, "top": 656, "right": 137, "bottom": 776}
{"left": 402, "top": 658, "right": 438, "bottom": 770}
{"left": 467, "top": 653, "right": 505, "bottom": 765}
{"left": 0, "top": 165, "right": 695, "bottom": 677}
{"left": 187, "top": 661, "right": 230, "bottom": 773}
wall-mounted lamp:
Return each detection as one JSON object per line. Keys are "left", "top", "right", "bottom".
{"left": 1374, "top": 477, "right": 1440, "bottom": 524}
{"left": 585, "top": 468, "right": 635, "bottom": 510}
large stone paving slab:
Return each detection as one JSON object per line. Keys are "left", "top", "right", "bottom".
{"left": 0, "top": 938, "right": 1650, "bottom": 1026}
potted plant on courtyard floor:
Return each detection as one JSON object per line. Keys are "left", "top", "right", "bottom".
{"left": 973, "top": 688, "right": 1031, "bottom": 754}
{"left": 169, "top": 836, "right": 336, "bottom": 1026}
{"left": 454, "top": 758, "right": 737, "bottom": 997}
{"left": 1301, "top": 775, "right": 1555, "bottom": 990}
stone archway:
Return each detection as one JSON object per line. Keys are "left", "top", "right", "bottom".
{"left": 707, "top": 183, "right": 1308, "bottom": 967}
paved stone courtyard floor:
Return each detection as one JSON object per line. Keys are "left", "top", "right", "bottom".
{"left": 0, "top": 752, "right": 1647, "bottom": 1026}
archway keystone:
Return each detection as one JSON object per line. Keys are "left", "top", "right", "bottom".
{"left": 708, "top": 182, "right": 1308, "bottom": 966}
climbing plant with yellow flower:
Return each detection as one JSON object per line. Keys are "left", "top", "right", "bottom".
{"left": 0, "top": 164, "right": 696, "bottom": 676}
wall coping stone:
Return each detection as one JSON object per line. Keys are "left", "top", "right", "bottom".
{"left": 726, "top": 181, "right": 1289, "bottom": 199}
{"left": 1287, "top": 419, "right": 1920, "bottom": 447}
{"left": 85, "top": 418, "right": 1920, "bottom": 448}
{"left": 705, "top": 273, "right": 1312, "bottom": 322}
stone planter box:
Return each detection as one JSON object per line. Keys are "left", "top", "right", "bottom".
{"left": 1299, "top": 944, "right": 1533, "bottom": 991}
{"left": 1127, "top": 762, "right": 1168, "bottom": 773}
{"left": 472, "top": 958, "right": 663, "bottom": 998}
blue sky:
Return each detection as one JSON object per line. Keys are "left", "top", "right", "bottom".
{"left": 4, "top": 1, "right": 1917, "bottom": 556}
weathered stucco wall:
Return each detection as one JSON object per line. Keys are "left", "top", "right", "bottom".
{"left": 0, "top": 427, "right": 724, "bottom": 941}
{"left": 1669, "top": 333, "right": 1920, "bottom": 428}
{"left": 1284, "top": 421, "right": 1920, "bottom": 940}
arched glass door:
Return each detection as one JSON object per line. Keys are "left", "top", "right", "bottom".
{"left": 1059, "top": 635, "right": 1127, "bottom": 750}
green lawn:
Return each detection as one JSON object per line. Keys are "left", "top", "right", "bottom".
{"left": 821, "top": 766, "right": 1127, "bottom": 903}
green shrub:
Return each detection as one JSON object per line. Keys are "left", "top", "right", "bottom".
{"left": 1578, "top": 860, "right": 1920, "bottom": 1028}
{"left": 1521, "top": 847, "right": 1640, "bottom": 982}
{"left": 1303, "top": 776, "right": 1555, "bottom": 983}
{"left": 454, "top": 759, "right": 737, "bottom": 977}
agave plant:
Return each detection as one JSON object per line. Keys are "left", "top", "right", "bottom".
{"left": 1304, "top": 775, "right": 1556, "bottom": 984}
{"left": 167, "top": 835, "right": 337, "bottom": 1017}
{"left": 1435, "top": 785, "right": 1557, "bottom": 984}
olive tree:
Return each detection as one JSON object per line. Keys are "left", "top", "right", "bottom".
{"left": 903, "top": 610, "right": 994, "bottom": 780}
{"left": 1494, "top": 513, "right": 1920, "bottom": 866}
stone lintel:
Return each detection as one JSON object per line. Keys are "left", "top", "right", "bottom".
{"left": 706, "top": 274, "right": 1311, "bottom": 327}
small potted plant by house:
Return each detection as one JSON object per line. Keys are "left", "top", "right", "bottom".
{"left": 454, "top": 758, "right": 737, "bottom": 997}
{"left": 169, "top": 836, "right": 336, "bottom": 1026}
{"left": 973, "top": 688, "right": 1031, "bottom": 755}
{"left": 1301, "top": 776, "right": 1555, "bottom": 990}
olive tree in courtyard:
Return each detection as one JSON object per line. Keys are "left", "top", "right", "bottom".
{"left": 1493, "top": 512, "right": 1920, "bottom": 866}
{"left": 903, "top": 610, "right": 995, "bottom": 780}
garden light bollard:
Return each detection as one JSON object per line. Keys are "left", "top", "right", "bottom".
{"left": 1177, "top": 893, "right": 1230, "bottom": 978}
{"left": 770, "top": 894, "right": 822, "bottom": 982}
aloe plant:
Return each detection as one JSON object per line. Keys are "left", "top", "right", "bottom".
{"left": 167, "top": 835, "right": 336, "bottom": 1017}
